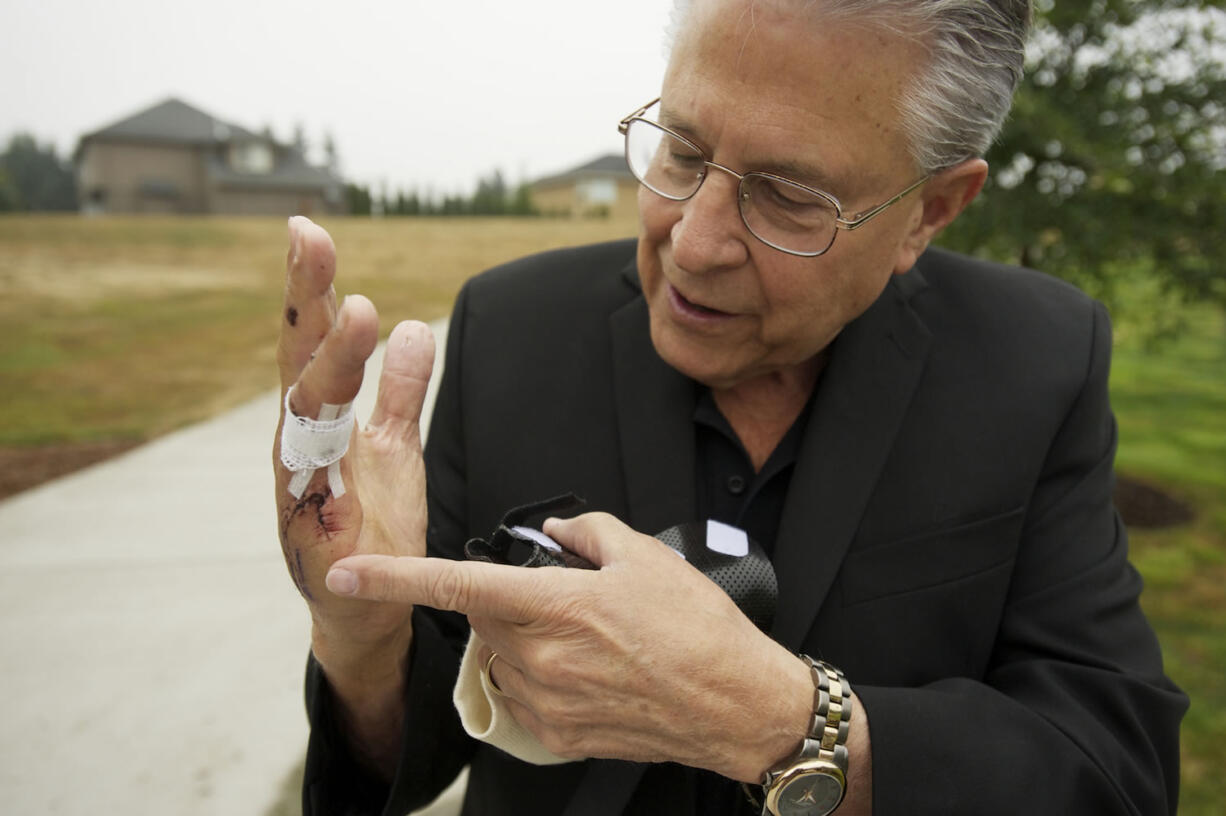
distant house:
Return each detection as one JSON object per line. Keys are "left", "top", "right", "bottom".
{"left": 74, "top": 98, "right": 345, "bottom": 216}
{"left": 531, "top": 154, "right": 638, "bottom": 219}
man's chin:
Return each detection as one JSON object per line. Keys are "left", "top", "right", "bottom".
{"left": 649, "top": 323, "right": 742, "bottom": 389}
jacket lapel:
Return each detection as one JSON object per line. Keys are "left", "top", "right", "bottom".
{"left": 608, "top": 285, "right": 699, "bottom": 534}
{"left": 771, "top": 272, "right": 932, "bottom": 649}
{"left": 569, "top": 267, "right": 695, "bottom": 816}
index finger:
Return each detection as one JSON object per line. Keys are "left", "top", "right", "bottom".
{"left": 325, "top": 554, "right": 579, "bottom": 623}
{"left": 277, "top": 216, "right": 339, "bottom": 391}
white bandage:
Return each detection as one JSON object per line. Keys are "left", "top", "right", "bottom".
{"left": 280, "top": 385, "right": 355, "bottom": 499}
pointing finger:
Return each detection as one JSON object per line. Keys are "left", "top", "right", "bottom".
{"left": 325, "top": 554, "right": 582, "bottom": 623}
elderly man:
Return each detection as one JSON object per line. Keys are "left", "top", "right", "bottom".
{"left": 274, "top": 0, "right": 1186, "bottom": 814}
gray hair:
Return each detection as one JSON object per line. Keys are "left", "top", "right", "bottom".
{"left": 667, "top": 0, "right": 1031, "bottom": 173}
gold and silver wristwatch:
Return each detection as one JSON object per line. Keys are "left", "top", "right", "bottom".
{"left": 757, "top": 656, "right": 852, "bottom": 816}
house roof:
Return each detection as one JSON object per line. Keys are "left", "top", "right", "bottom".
{"left": 75, "top": 97, "right": 344, "bottom": 192}
{"left": 533, "top": 153, "right": 632, "bottom": 188}
{"left": 79, "top": 97, "right": 260, "bottom": 146}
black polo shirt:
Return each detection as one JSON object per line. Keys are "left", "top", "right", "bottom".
{"left": 687, "top": 387, "right": 813, "bottom": 816}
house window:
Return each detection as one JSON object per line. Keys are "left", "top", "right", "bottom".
{"left": 577, "top": 178, "right": 616, "bottom": 205}
{"left": 230, "top": 141, "right": 274, "bottom": 174}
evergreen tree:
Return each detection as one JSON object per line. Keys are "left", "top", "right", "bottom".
{"left": 344, "top": 183, "right": 372, "bottom": 216}
{"left": 508, "top": 182, "right": 537, "bottom": 216}
{"left": 940, "top": 1, "right": 1226, "bottom": 316}
{"left": 323, "top": 132, "right": 339, "bottom": 174}
{"left": 0, "top": 133, "right": 77, "bottom": 211}
{"left": 0, "top": 167, "right": 20, "bottom": 211}
{"left": 471, "top": 169, "right": 508, "bottom": 214}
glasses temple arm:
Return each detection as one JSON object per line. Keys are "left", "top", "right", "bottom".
{"left": 836, "top": 175, "right": 930, "bottom": 231}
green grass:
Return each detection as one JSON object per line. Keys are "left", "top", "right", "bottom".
{"left": 1112, "top": 306, "right": 1226, "bottom": 490}
{"left": 0, "top": 288, "right": 283, "bottom": 444}
{"left": 0, "top": 214, "right": 638, "bottom": 447}
{"left": 1109, "top": 303, "right": 1226, "bottom": 815}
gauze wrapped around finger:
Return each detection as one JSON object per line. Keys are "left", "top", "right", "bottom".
{"left": 280, "top": 383, "right": 355, "bottom": 499}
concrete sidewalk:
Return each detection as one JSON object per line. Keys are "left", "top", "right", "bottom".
{"left": 0, "top": 319, "right": 463, "bottom": 815}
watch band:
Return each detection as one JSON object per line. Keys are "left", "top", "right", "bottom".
{"left": 747, "top": 655, "right": 852, "bottom": 815}
{"left": 797, "top": 656, "right": 851, "bottom": 775}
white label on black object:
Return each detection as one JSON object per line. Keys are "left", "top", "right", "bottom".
{"left": 511, "top": 526, "right": 563, "bottom": 552}
{"left": 706, "top": 519, "right": 749, "bottom": 557}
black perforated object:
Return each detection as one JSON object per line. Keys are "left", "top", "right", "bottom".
{"left": 465, "top": 494, "right": 779, "bottom": 632}
{"left": 654, "top": 522, "right": 777, "bottom": 633}
{"left": 464, "top": 493, "right": 595, "bottom": 569}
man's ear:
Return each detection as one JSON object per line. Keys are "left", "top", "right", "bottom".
{"left": 893, "top": 158, "right": 988, "bottom": 274}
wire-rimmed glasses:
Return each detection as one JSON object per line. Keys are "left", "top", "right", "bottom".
{"left": 619, "top": 98, "right": 929, "bottom": 258}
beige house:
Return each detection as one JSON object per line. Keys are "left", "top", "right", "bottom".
{"left": 531, "top": 154, "right": 639, "bottom": 220}
{"left": 75, "top": 98, "right": 345, "bottom": 216}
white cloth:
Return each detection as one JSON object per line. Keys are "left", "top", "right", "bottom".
{"left": 453, "top": 632, "right": 573, "bottom": 765}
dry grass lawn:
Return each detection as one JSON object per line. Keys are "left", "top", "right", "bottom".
{"left": 0, "top": 213, "right": 639, "bottom": 495}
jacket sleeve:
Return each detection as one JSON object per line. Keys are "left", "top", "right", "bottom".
{"left": 302, "top": 284, "right": 479, "bottom": 816}
{"left": 857, "top": 302, "right": 1187, "bottom": 814}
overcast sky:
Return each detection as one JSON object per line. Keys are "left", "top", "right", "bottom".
{"left": 1, "top": 0, "right": 675, "bottom": 195}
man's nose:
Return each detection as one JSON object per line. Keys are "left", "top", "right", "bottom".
{"left": 669, "top": 168, "right": 750, "bottom": 274}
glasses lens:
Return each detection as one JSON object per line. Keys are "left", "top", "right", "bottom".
{"left": 625, "top": 119, "right": 705, "bottom": 201}
{"left": 740, "top": 174, "right": 839, "bottom": 256}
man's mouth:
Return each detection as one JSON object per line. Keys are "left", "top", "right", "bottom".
{"left": 668, "top": 284, "right": 732, "bottom": 319}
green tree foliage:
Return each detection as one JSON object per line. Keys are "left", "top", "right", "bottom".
{"left": 470, "top": 169, "right": 508, "bottom": 215}
{"left": 0, "top": 133, "right": 77, "bottom": 211}
{"left": 940, "top": 0, "right": 1226, "bottom": 315}
{"left": 0, "top": 167, "right": 20, "bottom": 211}
{"left": 345, "top": 182, "right": 372, "bottom": 216}
{"left": 377, "top": 169, "right": 538, "bottom": 217}
{"left": 508, "top": 182, "right": 537, "bottom": 216}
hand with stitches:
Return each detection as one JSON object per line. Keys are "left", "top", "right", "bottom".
{"left": 273, "top": 215, "right": 435, "bottom": 776}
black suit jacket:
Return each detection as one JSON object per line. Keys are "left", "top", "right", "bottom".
{"left": 304, "top": 239, "right": 1185, "bottom": 815}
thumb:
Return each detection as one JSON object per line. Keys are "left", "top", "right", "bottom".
{"left": 542, "top": 512, "right": 648, "bottom": 568}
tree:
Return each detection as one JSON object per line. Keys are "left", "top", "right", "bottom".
{"left": 402, "top": 189, "right": 422, "bottom": 216}
{"left": 323, "top": 131, "right": 340, "bottom": 174}
{"left": 508, "top": 182, "right": 538, "bottom": 216}
{"left": 471, "top": 169, "right": 508, "bottom": 215}
{"left": 440, "top": 194, "right": 468, "bottom": 215}
{"left": 0, "top": 167, "right": 19, "bottom": 211}
{"left": 0, "top": 132, "right": 77, "bottom": 211}
{"left": 292, "top": 123, "right": 308, "bottom": 157}
{"left": 344, "top": 182, "right": 372, "bottom": 216}
{"left": 940, "top": 1, "right": 1226, "bottom": 319}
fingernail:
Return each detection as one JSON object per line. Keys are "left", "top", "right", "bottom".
{"left": 336, "top": 296, "right": 351, "bottom": 329}
{"left": 326, "top": 567, "right": 357, "bottom": 595}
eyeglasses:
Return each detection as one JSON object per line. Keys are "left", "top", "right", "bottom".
{"left": 618, "top": 98, "right": 929, "bottom": 257}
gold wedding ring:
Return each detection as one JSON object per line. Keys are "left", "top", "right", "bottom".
{"left": 484, "top": 651, "right": 507, "bottom": 697}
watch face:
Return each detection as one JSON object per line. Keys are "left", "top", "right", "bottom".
{"left": 776, "top": 772, "right": 844, "bottom": 816}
